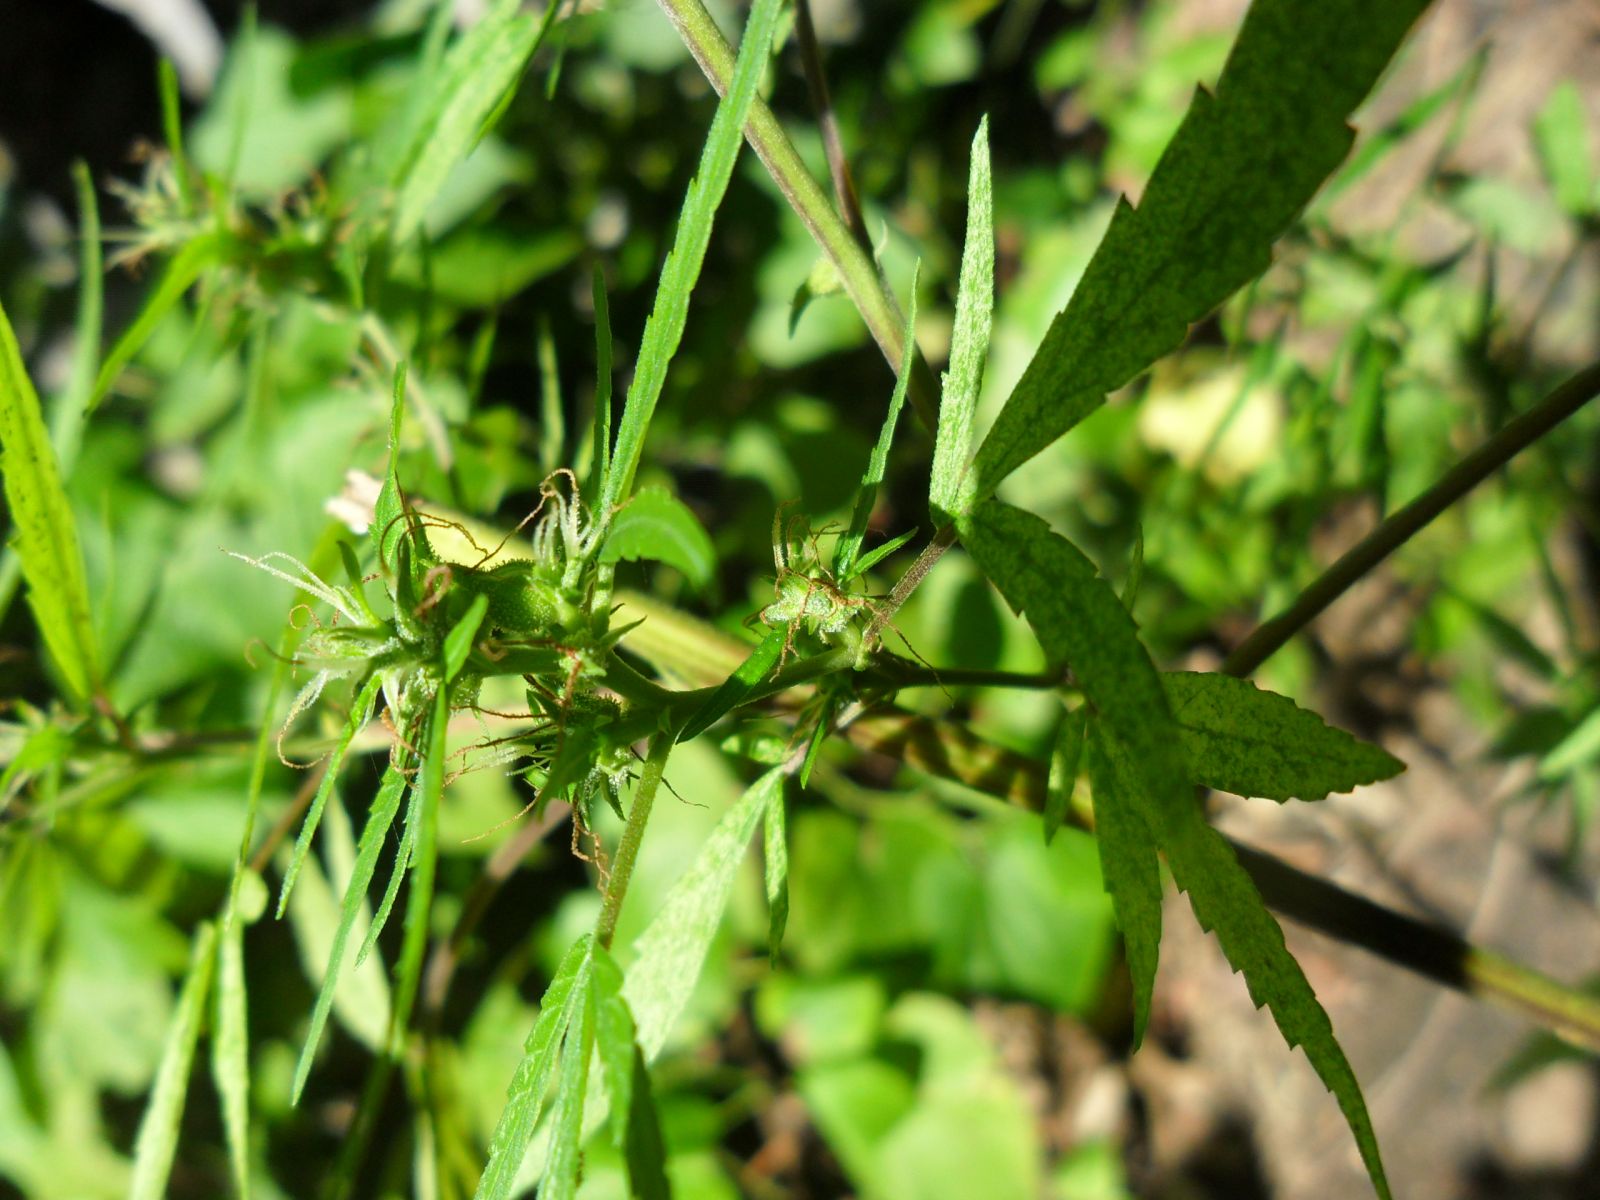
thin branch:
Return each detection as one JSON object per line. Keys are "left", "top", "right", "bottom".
{"left": 791, "top": 0, "right": 871, "bottom": 252}
{"left": 1224, "top": 360, "right": 1600, "bottom": 677}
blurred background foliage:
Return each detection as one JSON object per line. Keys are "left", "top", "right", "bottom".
{"left": 0, "top": 1, "right": 1597, "bottom": 1197}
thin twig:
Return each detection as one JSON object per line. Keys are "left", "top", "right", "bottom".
{"left": 1223, "top": 360, "right": 1600, "bottom": 677}
{"left": 791, "top": 0, "right": 871, "bottom": 252}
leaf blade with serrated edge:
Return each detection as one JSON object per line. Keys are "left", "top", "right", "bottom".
{"left": 474, "top": 935, "right": 595, "bottom": 1200}
{"left": 930, "top": 118, "right": 992, "bottom": 520}
{"left": 129, "top": 922, "right": 218, "bottom": 1200}
{"left": 960, "top": 498, "right": 1389, "bottom": 1199}
{"left": 623, "top": 767, "right": 784, "bottom": 1060}
{"left": 0, "top": 294, "right": 102, "bottom": 704}
{"left": 1163, "top": 672, "right": 1404, "bottom": 801}
{"left": 601, "top": 487, "right": 718, "bottom": 591}
{"left": 602, "top": 0, "right": 784, "bottom": 516}
{"left": 835, "top": 263, "right": 920, "bottom": 581}
{"left": 962, "top": 0, "right": 1431, "bottom": 505}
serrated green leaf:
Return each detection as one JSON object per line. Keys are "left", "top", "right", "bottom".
{"left": 444, "top": 593, "right": 490, "bottom": 682}
{"left": 1163, "top": 672, "right": 1404, "bottom": 801}
{"left": 601, "top": 0, "right": 783, "bottom": 515}
{"left": 1085, "top": 725, "right": 1163, "bottom": 1048}
{"left": 0, "top": 294, "right": 102, "bottom": 705}
{"left": 963, "top": 0, "right": 1431, "bottom": 504}
{"left": 390, "top": 0, "right": 560, "bottom": 242}
{"left": 289, "top": 760, "right": 408, "bottom": 1103}
{"left": 836, "top": 263, "right": 920, "bottom": 581}
{"left": 601, "top": 487, "right": 717, "bottom": 590}
{"left": 1044, "top": 706, "right": 1086, "bottom": 845}
{"left": 960, "top": 499, "right": 1388, "bottom": 1197}
{"left": 211, "top": 912, "right": 250, "bottom": 1200}
{"left": 763, "top": 782, "right": 789, "bottom": 960}
{"left": 931, "top": 118, "right": 992, "bottom": 520}
{"left": 676, "top": 626, "right": 786, "bottom": 744}
{"left": 475, "top": 935, "right": 595, "bottom": 1200}
{"left": 624, "top": 767, "right": 784, "bottom": 1060}
{"left": 277, "top": 671, "right": 384, "bottom": 917}
{"left": 129, "top": 921, "right": 218, "bottom": 1200}
{"left": 958, "top": 499, "right": 1191, "bottom": 869}
{"left": 1163, "top": 791, "right": 1388, "bottom": 1200}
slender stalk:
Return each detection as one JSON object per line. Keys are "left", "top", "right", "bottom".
{"left": 861, "top": 522, "right": 956, "bottom": 652}
{"left": 654, "top": 0, "right": 939, "bottom": 427}
{"left": 791, "top": 0, "right": 871, "bottom": 252}
{"left": 846, "top": 709, "right": 1600, "bottom": 1052}
{"left": 1224, "top": 360, "right": 1600, "bottom": 677}
{"left": 595, "top": 732, "right": 673, "bottom": 950}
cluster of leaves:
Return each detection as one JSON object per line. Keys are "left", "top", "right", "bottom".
{"left": 2, "top": 0, "right": 1598, "bottom": 1197}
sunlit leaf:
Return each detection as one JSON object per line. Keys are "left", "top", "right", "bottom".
{"left": 601, "top": 0, "right": 784, "bottom": 514}
{"left": 963, "top": 0, "right": 1431, "bottom": 503}
{"left": 930, "top": 119, "right": 992, "bottom": 521}
{"left": 0, "top": 295, "right": 102, "bottom": 704}
{"left": 601, "top": 487, "right": 718, "bottom": 591}
{"left": 1163, "top": 672, "right": 1404, "bottom": 801}
{"left": 624, "top": 767, "right": 784, "bottom": 1060}
{"left": 475, "top": 935, "right": 595, "bottom": 1200}
{"left": 390, "top": 0, "right": 561, "bottom": 242}
{"left": 960, "top": 499, "right": 1388, "bottom": 1197}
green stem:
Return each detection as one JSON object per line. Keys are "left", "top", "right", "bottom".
{"left": 595, "top": 732, "right": 673, "bottom": 950}
{"left": 653, "top": 0, "right": 939, "bottom": 428}
{"left": 1224, "top": 360, "right": 1600, "bottom": 677}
